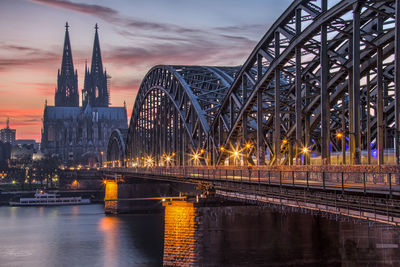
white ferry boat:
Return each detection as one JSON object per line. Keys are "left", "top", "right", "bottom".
{"left": 9, "top": 189, "right": 91, "bottom": 206}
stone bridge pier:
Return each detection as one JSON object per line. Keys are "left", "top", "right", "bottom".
{"left": 104, "top": 176, "right": 199, "bottom": 214}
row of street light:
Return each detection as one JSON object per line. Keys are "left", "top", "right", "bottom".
{"left": 103, "top": 137, "right": 320, "bottom": 167}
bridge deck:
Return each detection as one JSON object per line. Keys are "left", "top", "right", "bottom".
{"left": 104, "top": 166, "right": 400, "bottom": 226}
{"left": 105, "top": 166, "right": 400, "bottom": 196}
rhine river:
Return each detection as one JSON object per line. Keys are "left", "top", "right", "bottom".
{"left": 0, "top": 203, "right": 399, "bottom": 267}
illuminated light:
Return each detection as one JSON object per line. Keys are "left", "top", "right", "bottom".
{"left": 172, "top": 153, "right": 175, "bottom": 156}
{"left": 234, "top": 151, "right": 239, "bottom": 157}
{"left": 103, "top": 180, "right": 107, "bottom": 185}
{"left": 72, "top": 180, "right": 79, "bottom": 188}
{"left": 194, "top": 154, "right": 199, "bottom": 159}
{"left": 166, "top": 156, "right": 171, "bottom": 162}
{"left": 282, "top": 139, "right": 288, "bottom": 145}
{"left": 162, "top": 198, "right": 166, "bottom": 202}
{"left": 245, "top": 143, "right": 252, "bottom": 149}
{"left": 336, "top": 132, "right": 343, "bottom": 138}
{"left": 12, "top": 180, "right": 16, "bottom": 184}
{"left": 302, "top": 147, "right": 309, "bottom": 154}
{"left": 220, "top": 147, "right": 224, "bottom": 152}
{"left": 200, "top": 149, "right": 205, "bottom": 154}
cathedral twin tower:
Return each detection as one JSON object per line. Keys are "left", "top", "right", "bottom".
{"left": 55, "top": 22, "right": 109, "bottom": 108}
{"left": 42, "top": 22, "right": 127, "bottom": 163}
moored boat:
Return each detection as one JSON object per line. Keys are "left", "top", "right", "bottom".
{"left": 9, "top": 189, "right": 91, "bottom": 206}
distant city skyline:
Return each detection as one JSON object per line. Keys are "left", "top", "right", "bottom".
{"left": 0, "top": 0, "right": 290, "bottom": 140}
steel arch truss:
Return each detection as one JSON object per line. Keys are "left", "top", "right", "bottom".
{"left": 210, "top": 0, "right": 400, "bottom": 166}
{"left": 107, "top": 129, "right": 127, "bottom": 166}
{"left": 126, "top": 65, "right": 238, "bottom": 166}
{"left": 125, "top": 0, "right": 400, "bottom": 167}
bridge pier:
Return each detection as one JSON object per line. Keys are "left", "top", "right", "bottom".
{"left": 104, "top": 178, "right": 173, "bottom": 214}
{"left": 104, "top": 176, "right": 200, "bottom": 214}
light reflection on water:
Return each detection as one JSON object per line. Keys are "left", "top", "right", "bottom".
{"left": 0, "top": 205, "right": 163, "bottom": 267}
{"left": 0, "top": 203, "right": 400, "bottom": 267}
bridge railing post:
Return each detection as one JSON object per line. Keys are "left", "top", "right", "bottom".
{"left": 306, "top": 171, "right": 309, "bottom": 191}
{"left": 341, "top": 172, "right": 344, "bottom": 194}
{"left": 363, "top": 172, "right": 366, "bottom": 194}
{"left": 292, "top": 171, "right": 295, "bottom": 186}
{"left": 269, "top": 170, "right": 271, "bottom": 185}
{"left": 322, "top": 171, "right": 326, "bottom": 190}
{"left": 389, "top": 173, "right": 392, "bottom": 199}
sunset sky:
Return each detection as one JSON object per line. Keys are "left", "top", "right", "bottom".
{"left": 0, "top": 0, "right": 290, "bottom": 141}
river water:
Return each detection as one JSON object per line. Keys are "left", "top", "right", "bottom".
{"left": 0, "top": 203, "right": 399, "bottom": 267}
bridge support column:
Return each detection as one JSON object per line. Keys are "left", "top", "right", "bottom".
{"left": 104, "top": 180, "right": 118, "bottom": 214}
{"left": 342, "top": 95, "right": 346, "bottom": 165}
{"left": 256, "top": 67, "right": 265, "bottom": 165}
{"left": 295, "top": 7, "right": 302, "bottom": 166}
{"left": 242, "top": 112, "right": 248, "bottom": 166}
{"left": 320, "top": 0, "right": 330, "bottom": 165}
{"left": 377, "top": 17, "right": 385, "bottom": 165}
{"left": 352, "top": 4, "right": 361, "bottom": 165}
{"left": 395, "top": 0, "right": 400, "bottom": 165}
{"left": 320, "top": 21, "right": 330, "bottom": 164}
{"left": 274, "top": 31, "right": 281, "bottom": 165}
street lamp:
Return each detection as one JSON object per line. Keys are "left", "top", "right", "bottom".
{"left": 336, "top": 132, "right": 344, "bottom": 164}
{"left": 245, "top": 142, "right": 252, "bottom": 149}
{"left": 302, "top": 147, "right": 309, "bottom": 154}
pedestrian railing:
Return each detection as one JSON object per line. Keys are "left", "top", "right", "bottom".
{"left": 106, "top": 166, "right": 400, "bottom": 197}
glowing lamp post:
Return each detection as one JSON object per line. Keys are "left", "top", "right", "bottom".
{"left": 336, "top": 132, "right": 343, "bottom": 164}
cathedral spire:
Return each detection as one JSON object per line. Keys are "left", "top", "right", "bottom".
{"left": 61, "top": 22, "right": 74, "bottom": 76}
{"left": 55, "top": 22, "right": 79, "bottom": 107}
{"left": 83, "top": 24, "right": 109, "bottom": 108}
{"left": 91, "top": 23, "right": 103, "bottom": 76}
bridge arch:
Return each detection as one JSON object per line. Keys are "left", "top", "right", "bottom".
{"left": 209, "top": 0, "right": 399, "bottom": 166}
{"left": 125, "top": 65, "right": 238, "bottom": 166}
{"left": 106, "top": 128, "right": 127, "bottom": 167}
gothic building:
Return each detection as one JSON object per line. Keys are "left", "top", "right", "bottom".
{"left": 41, "top": 23, "right": 127, "bottom": 164}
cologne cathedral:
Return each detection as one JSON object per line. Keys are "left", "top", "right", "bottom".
{"left": 41, "top": 23, "right": 127, "bottom": 164}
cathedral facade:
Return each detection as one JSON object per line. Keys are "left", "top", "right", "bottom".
{"left": 41, "top": 23, "right": 127, "bottom": 164}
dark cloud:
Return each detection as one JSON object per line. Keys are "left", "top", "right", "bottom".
{"left": 29, "top": 0, "right": 262, "bottom": 46}
{"left": 31, "top": 0, "right": 118, "bottom": 18}
{"left": 30, "top": 0, "right": 190, "bottom": 33}
{"left": 0, "top": 43, "right": 59, "bottom": 71}
{"left": 0, "top": 54, "right": 59, "bottom": 72}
